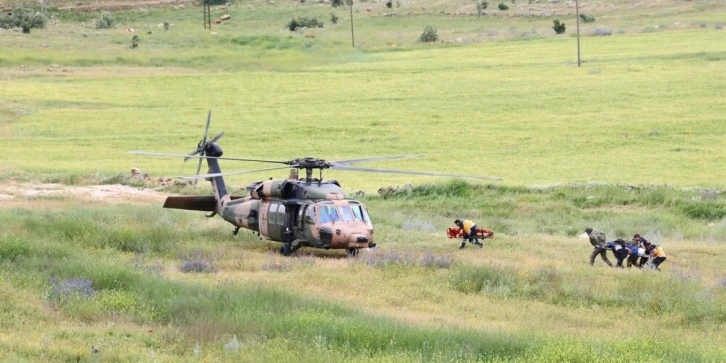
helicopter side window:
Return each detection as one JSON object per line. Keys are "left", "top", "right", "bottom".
{"left": 298, "top": 206, "right": 305, "bottom": 228}
{"left": 300, "top": 205, "right": 315, "bottom": 224}
{"left": 271, "top": 204, "right": 285, "bottom": 225}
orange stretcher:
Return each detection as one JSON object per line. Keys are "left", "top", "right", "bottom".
{"left": 447, "top": 227, "right": 494, "bottom": 239}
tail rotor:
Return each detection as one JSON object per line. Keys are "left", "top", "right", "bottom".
{"left": 186, "top": 110, "right": 224, "bottom": 184}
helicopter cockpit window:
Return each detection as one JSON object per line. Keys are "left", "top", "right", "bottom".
{"left": 350, "top": 205, "right": 365, "bottom": 222}
{"left": 318, "top": 205, "right": 340, "bottom": 223}
{"left": 340, "top": 206, "right": 355, "bottom": 222}
{"left": 348, "top": 202, "right": 370, "bottom": 223}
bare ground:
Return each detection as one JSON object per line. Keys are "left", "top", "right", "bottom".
{"left": 0, "top": 181, "right": 167, "bottom": 208}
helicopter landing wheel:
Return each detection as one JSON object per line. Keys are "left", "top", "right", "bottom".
{"left": 280, "top": 243, "right": 292, "bottom": 257}
{"left": 346, "top": 248, "right": 358, "bottom": 257}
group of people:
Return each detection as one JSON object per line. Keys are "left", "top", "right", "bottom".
{"left": 586, "top": 228, "right": 667, "bottom": 270}
{"left": 452, "top": 220, "right": 668, "bottom": 271}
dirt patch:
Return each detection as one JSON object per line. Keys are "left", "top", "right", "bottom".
{"left": 55, "top": 0, "right": 188, "bottom": 12}
{"left": 0, "top": 182, "right": 167, "bottom": 208}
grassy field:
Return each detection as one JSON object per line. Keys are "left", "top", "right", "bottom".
{"left": 1, "top": 2, "right": 726, "bottom": 190}
{"left": 1, "top": 0, "right": 726, "bottom": 361}
{"left": 1, "top": 185, "right": 725, "bottom": 361}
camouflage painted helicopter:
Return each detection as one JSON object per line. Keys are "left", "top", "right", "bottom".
{"left": 132, "top": 111, "right": 501, "bottom": 256}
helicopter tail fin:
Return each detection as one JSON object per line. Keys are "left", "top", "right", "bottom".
{"left": 205, "top": 155, "right": 231, "bottom": 212}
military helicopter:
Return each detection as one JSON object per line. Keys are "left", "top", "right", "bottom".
{"left": 131, "top": 111, "right": 501, "bottom": 256}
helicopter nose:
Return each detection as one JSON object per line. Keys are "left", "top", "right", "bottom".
{"left": 349, "top": 233, "right": 371, "bottom": 248}
{"left": 350, "top": 233, "right": 368, "bottom": 242}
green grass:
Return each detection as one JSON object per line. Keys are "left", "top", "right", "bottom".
{"left": 1, "top": 204, "right": 725, "bottom": 361}
{"left": 367, "top": 180, "right": 726, "bottom": 241}
{"left": 2, "top": 26, "right": 726, "bottom": 190}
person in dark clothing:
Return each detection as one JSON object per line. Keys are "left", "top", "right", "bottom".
{"left": 586, "top": 227, "right": 613, "bottom": 267}
{"left": 605, "top": 238, "right": 629, "bottom": 268}
{"left": 626, "top": 234, "right": 649, "bottom": 268}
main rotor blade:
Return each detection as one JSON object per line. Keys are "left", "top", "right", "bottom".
{"left": 130, "top": 151, "right": 290, "bottom": 164}
{"left": 184, "top": 148, "right": 201, "bottom": 162}
{"left": 208, "top": 130, "right": 224, "bottom": 144}
{"left": 330, "top": 154, "right": 423, "bottom": 165}
{"left": 194, "top": 155, "right": 204, "bottom": 176}
{"left": 330, "top": 165, "right": 502, "bottom": 181}
{"left": 194, "top": 110, "right": 212, "bottom": 176}
{"left": 178, "top": 166, "right": 292, "bottom": 179}
{"left": 202, "top": 110, "right": 212, "bottom": 143}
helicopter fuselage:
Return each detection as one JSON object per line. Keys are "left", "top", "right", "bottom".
{"left": 219, "top": 196, "right": 374, "bottom": 251}
{"left": 202, "top": 178, "right": 376, "bottom": 254}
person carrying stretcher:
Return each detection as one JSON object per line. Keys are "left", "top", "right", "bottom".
{"left": 454, "top": 219, "right": 484, "bottom": 249}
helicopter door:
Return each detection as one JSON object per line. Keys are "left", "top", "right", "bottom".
{"left": 259, "top": 201, "right": 270, "bottom": 238}
{"left": 297, "top": 205, "right": 305, "bottom": 230}
{"left": 267, "top": 203, "right": 284, "bottom": 241}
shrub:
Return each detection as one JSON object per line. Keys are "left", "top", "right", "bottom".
{"left": 593, "top": 27, "right": 612, "bottom": 36}
{"left": 96, "top": 12, "right": 115, "bottom": 29}
{"left": 331, "top": 0, "right": 344, "bottom": 7}
{"left": 358, "top": 250, "right": 417, "bottom": 268}
{"left": 401, "top": 219, "right": 437, "bottom": 233}
{"left": 419, "top": 25, "right": 438, "bottom": 42}
{"left": 46, "top": 278, "right": 96, "bottom": 303}
{"left": 579, "top": 14, "right": 595, "bottom": 23}
{"left": 420, "top": 253, "right": 454, "bottom": 269}
{"left": 553, "top": 19, "right": 566, "bottom": 34}
{"left": 451, "top": 264, "right": 519, "bottom": 294}
{"left": 0, "top": 7, "right": 47, "bottom": 33}
{"left": 498, "top": 2, "right": 508, "bottom": 10}
{"left": 287, "top": 17, "right": 324, "bottom": 32}
{"left": 386, "top": 0, "right": 392, "bottom": 8}
{"left": 476, "top": 1, "right": 488, "bottom": 18}
{"left": 678, "top": 201, "right": 726, "bottom": 220}
{"left": 179, "top": 251, "right": 217, "bottom": 273}
{"left": 330, "top": 12, "right": 338, "bottom": 25}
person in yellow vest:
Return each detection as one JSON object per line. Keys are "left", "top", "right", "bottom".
{"left": 454, "top": 219, "right": 483, "bottom": 249}
{"left": 648, "top": 244, "right": 667, "bottom": 271}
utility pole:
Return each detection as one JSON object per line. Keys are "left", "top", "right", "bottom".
{"left": 203, "top": 0, "right": 212, "bottom": 30}
{"left": 575, "top": 0, "right": 581, "bottom": 67}
{"left": 348, "top": 0, "right": 355, "bottom": 47}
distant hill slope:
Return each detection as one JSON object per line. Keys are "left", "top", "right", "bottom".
{"left": 2, "top": 0, "right": 723, "bottom": 16}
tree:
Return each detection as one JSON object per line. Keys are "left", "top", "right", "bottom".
{"left": 552, "top": 19, "right": 566, "bottom": 34}
{"left": 419, "top": 25, "right": 438, "bottom": 42}
{"left": 476, "top": 1, "right": 488, "bottom": 19}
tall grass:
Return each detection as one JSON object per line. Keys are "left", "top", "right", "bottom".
{"left": 369, "top": 180, "right": 726, "bottom": 241}
{"left": 0, "top": 206, "right": 237, "bottom": 254}
{"left": 451, "top": 262, "right": 726, "bottom": 325}
{"left": 1, "top": 204, "right": 724, "bottom": 360}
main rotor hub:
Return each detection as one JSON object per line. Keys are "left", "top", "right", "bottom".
{"left": 287, "top": 157, "right": 331, "bottom": 170}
